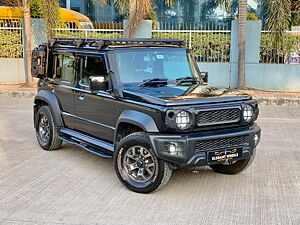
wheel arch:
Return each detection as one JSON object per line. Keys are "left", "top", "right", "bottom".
{"left": 114, "top": 110, "right": 159, "bottom": 145}
{"left": 34, "top": 90, "right": 64, "bottom": 128}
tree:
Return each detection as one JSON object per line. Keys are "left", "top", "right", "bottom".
{"left": 1, "top": 0, "right": 61, "bottom": 87}
{"left": 2, "top": 0, "right": 34, "bottom": 87}
{"left": 166, "top": 0, "right": 247, "bottom": 89}
{"left": 31, "top": 0, "right": 63, "bottom": 38}
{"left": 237, "top": 0, "right": 247, "bottom": 89}
{"left": 100, "top": 0, "right": 179, "bottom": 37}
{"left": 215, "top": 0, "right": 247, "bottom": 89}
{"left": 264, "top": 0, "right": 296, "bottom": 46}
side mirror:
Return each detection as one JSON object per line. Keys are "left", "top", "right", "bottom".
{"left": 200, "top": 72, "right": 208, "bottom": 84}
{"left": 89, "top": 76, "right": 109, "bottom": 94}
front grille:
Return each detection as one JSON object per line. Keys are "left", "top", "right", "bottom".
{"left": 195, "top": 136, "right": 247, "bottom": 152}
{"left": 196, "top": 108, "right": 240, "bottom": 126}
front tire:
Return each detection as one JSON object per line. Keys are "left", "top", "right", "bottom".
{"left": 113, "top": 132, "right": 172, "bottom": 193}
{"left": 35, "top": 106, "right": 62, "bottom": 151}
{"left": 209, "top": 150, "right": 256, "bottom": 174}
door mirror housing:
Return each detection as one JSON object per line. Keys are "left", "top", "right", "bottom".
{"left": 89, "top": 76, "right": 109, "bottom": 94}
{"left": 200, "top": 71, "right": 208, "bottom": 84}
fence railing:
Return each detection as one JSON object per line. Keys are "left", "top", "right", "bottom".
{"left": 0, "top": 27, "right": 23, "bottom": 58}
{"left": 54, "top": 28, "right": 231, "bottom": 63}
{"left": 1, "top": 25, "right": 300, "bottom": 64}
{"left": 260, "top": 31, "right": 300, "bottom": 64}
{"left": 53, "top": 28, "right": 123, "bottom": 39}
{"left": 153, "top": 29, "right": 231, "bottom": 63}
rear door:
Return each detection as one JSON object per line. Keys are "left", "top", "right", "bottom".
{"left": 53, "top": 53, "right": 78, "bottom": 129}
{"left": 74, "top": 54, "right": 115, "bottom": 143}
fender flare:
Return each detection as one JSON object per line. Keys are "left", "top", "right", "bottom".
{"left": 34, "top": 90, "right": 64, "bottom": 127}
{"left": 115, "top": 110, "right": 159, "bottom": 142}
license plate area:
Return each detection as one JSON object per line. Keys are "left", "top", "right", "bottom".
{"left": 207, "top": 148, "right": 243, "bottom": 164}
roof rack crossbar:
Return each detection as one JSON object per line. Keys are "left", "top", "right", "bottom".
{"left": 49, "top": 38, "right": 185, "bottom": 49}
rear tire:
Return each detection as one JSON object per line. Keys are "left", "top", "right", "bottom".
{"left": 35, "top": 106, "right": 62, "bottom": 151}
{"left": 113, "top": 132, "right": 172, "bottom": 193}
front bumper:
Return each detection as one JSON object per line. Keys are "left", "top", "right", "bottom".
{"left": 149, "top": 124, "right": 261, "bottom": 168}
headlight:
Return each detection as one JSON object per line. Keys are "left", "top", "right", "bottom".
{"left": 243, "top": 105, "right": 254, "bottom": 122}
{"left": 175, "top": 111, "right": 191, "bottom": 129}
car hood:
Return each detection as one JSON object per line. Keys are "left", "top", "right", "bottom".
{"left": 122, "top": 84, "right": 252, "bottom": 106}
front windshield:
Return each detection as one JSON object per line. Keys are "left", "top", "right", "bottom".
{"left": 114, "top": 48, "right": 200, "bottom": 84}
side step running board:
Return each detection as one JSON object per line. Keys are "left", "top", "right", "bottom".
{"left": 59, "top": 128, "right": 114, "bottom": 159}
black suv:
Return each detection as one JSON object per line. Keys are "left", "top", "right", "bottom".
{"left": 32, "top": 38, "right": 261, "bottom": 193}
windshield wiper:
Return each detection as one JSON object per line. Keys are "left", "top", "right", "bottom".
{"left": 176, "top": 76, "right": 200, "bottom": 86}
{"left": 139, "top": 78, "right": 168, "bottom": 87}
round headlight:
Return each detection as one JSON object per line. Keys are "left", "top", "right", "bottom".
{"left": 175, "top": 111, "right": 191, "bottom": 130}
{"left": 243, "top": 105, "right": 254, "bottom": 122}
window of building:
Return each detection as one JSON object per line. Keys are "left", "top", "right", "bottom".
{"left": 59, "top": 0, "right": 66, "bottom": 8}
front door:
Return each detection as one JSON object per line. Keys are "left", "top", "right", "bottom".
{"left": 74, "top": 54, "right": 115, "bottom": 143}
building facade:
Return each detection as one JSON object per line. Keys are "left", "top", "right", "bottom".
{"left": 59, "top": 0, "right": 261, "bottom": 29}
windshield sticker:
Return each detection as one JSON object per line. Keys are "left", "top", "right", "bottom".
{"left": 144, "top": 56, "right": 150, "bottom": 61}
{"left": 156, "top": 55, "right": 164, "bottom": 59}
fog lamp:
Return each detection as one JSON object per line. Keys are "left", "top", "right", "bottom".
{"left": 165, "top": 141, "right": 184, "bottom": 157}
{"left": 169, "top": 142, "right": 177, "bottom": 153}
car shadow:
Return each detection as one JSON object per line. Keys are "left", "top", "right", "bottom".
{"left": 56, "top": 142, "right": 250, "bottom": 193}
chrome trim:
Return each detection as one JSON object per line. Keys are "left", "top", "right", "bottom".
{"left": 60, "top": 80, "right": 72, "bottom": 84}
{"left": 62, "top": 112, "right": 115, "bottom": 130}
{"left": 79, "top": 81, "right": 90, "bottom": 88}
{"left": 60, "top": 85, "right": 115, "bottom": 99}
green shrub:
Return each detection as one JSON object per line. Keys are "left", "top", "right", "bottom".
{"left": 0, "top": 30, "right": 23, "bottom": 58}
{"left": 260, "top": 33, "right": 300, "bottom": 63}
{"left": 247, "top": 13, "right": 260, "bottom": 21}
{"left": 153, "top": 32, "right": 231, "bottom": 62}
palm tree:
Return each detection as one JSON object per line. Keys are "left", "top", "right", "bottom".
{"left": 100, "top": 0, "right": 181, "bottom": 37}
{"left": 168, "top": 0, "right": 247, "bottom": 89}
{"left": 125, "top": 0, "right": 152, "bottom": 37}
{"left": 100, "top": 0, "right": 248, "bottom": 88}
{"left": 31, "top": 0, "right": 63, "bottom": 38}
{"left": 1, "top": 0, "right": 61, "bottom": 87}
{"left": 264, "top": 0, "right": 292, "bottom": 46}
{"left": 99, "top": 0, "right": 151, "bottom": 37}
{"left": 100, "top": 0, "right": 247, "bottom": 88}
{"left": 215, "top": 0, "right": 247, "bottom": 89}
{"left": 2, "top": 0, "right": 34, "bottom": 87}
{"left": 237, "top": 0, "right": 247, "bottom": 90}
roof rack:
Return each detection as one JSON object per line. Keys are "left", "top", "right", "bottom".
{"left": 49, "top": 38, "right": 186, "bottom": 49}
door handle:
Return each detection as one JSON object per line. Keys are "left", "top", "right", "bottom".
{"left": 78, "top": 92, "right": 85, "bottom": 101}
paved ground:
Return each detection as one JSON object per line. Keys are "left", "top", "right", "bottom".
{"left": 0, "top": 97, "right": 299, "bottom": 225}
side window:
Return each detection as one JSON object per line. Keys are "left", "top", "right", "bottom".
{"left": 56, "top": 54, "right": 76, "bottom": 82}
{"left": 80, "top": 56, "right": 106, "bottom": 85}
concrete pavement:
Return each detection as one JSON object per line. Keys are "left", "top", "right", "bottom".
{"left": 0, "top": 97, "right": 299, "bottom": 225}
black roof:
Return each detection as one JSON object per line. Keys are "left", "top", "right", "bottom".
{"left": 49, "top": 38, "right": 186, "bottom": 50}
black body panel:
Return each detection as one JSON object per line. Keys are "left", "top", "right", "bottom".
{"left": 74, "top": 90, "right": 115, "bottom": 143}
{"left": 33, "top": 38, "right": 261, "bottom": 168}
